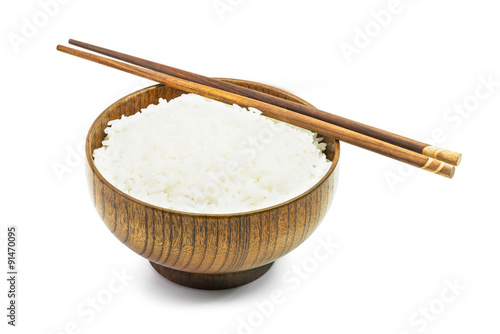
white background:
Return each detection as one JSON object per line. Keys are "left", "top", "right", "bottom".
{"left": 1, "top": 0, "right": 499, "bottom": 333}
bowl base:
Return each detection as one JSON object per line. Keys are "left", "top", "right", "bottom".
{"left": 150, "top": 261, "right": 274, "bottom": 290}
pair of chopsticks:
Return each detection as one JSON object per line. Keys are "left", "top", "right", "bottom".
{"left": 57, "top": 39, "right": 462, "bottom": 178}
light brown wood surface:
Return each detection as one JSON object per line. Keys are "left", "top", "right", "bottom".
{"left": 68, "top": 39, "right": 461, "bottom": 166}
{"left": 59, "top": 44, "right": 456, "bottom": 178}
{"left": 86, "top": 80, "right": 340, "bottom": 289}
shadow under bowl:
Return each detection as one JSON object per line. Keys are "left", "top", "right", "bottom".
{"left": 86, "top": 79, "right": 340, "bottom": 289}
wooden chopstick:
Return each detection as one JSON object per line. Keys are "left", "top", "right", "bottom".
{"left": 56, "top": 44, "right": 456, "bottom": 178}
{"left": 67, "top": 39, "right": 462, "bottom": 167}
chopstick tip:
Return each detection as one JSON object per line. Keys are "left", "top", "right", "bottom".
{"left": 448, "top": 166, "right": 455, "bottom": 179}
{"left": 422, "top": 146, "right": 462, "bottom": 166}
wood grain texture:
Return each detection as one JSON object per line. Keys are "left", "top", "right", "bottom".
{"left": 422, "top": 146, "right": 462, "bottom": 166}
{"left": 68, "top": 39, "right": 462, "bottom": 166}
{"left": 86, "top": 80, "right": 340, "bottom": 289}
{"left": 150, "top": 261, "right": 274, "bottom": 290}
{"left": 59, "top": 45, "right": 455, "bottom": 178}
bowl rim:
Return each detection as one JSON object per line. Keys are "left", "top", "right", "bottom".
{"left": 86, "top": 80, "right": 341, "bottom": 218}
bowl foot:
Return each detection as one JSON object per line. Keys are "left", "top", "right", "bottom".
{"left": 149, "top": 262, "right": 274, "bottom": 290}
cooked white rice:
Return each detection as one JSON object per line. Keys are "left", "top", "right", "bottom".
{"left": 93, "top": 94, "right": 332, "bottom": 214}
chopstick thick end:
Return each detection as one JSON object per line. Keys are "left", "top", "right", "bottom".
{"left": 420, "top": 158, "right": 455, "bottom": 179}
{"left": 422, "top": 146, "right": 462, "bottom": 166}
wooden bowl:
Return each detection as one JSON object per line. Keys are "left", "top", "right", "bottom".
{"left": 86, "top": 79, "right": 340, "bottom": 289}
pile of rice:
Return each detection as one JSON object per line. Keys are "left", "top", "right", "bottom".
{"left": 93, "top": 94, "right": 332, "bottom": 214}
